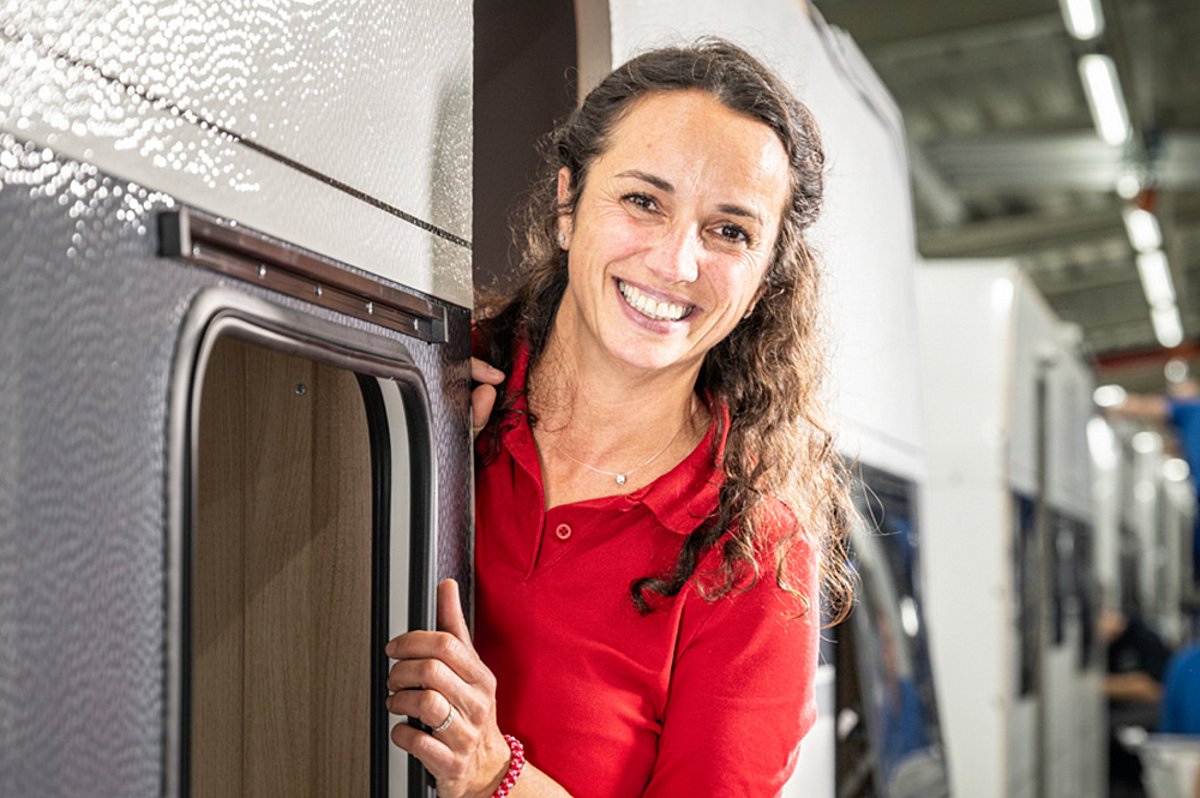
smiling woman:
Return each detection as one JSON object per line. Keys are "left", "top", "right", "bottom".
{"left": 385, "top": 39, "right": 855, "bottom": 797}
{"left": 553, "top": 89, "right": 791, "bottom": 379}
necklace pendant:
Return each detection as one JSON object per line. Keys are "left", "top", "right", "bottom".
{"left": 615, "top": 474, "right": 627, "bottom": 486}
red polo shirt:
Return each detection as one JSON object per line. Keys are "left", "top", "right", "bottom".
{"left": 473, "top": 342, "right": 818, "bottom": 797}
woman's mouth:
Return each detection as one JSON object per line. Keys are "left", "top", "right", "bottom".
{"left": 617, "top": 279, "right": 695, "bottom": 322}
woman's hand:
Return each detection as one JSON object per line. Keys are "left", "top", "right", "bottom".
{"left": 471, "top": 358, "right": 504, "bottom": 439}
{"left": 386, "top": 579, "right": 512, "bottom": 798}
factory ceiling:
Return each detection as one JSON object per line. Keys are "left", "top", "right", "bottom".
{"left": 815, "top": 0, "right": 1200, "bottom": 391}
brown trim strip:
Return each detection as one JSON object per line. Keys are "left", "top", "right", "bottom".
{"left": 159, "top": 208, "right": 448, "bottom": 344}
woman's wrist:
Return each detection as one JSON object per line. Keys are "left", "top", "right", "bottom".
{"left": 485, "top": 734, "right": 525, "bottom": 798}
{"left": 473, "top": 732, "right": 520, "bottom": 798}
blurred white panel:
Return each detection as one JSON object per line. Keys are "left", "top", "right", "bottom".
{"left": 1009, "top": 697, "right": 1038, "bottom": 798}
{"left": 916, "top": 262, "right": 1015, "bottom": 491}
{"left": 1010, "top": 272, "right": 1064, "bottom": 499}
{"left": 921, "top": 484, "right": 1011, "bottom": 798}
{"left": 1044, "top": 325, "right": 1095, "bottom": 519}
{"left": 1090, "top": 416, "right": 1123, "bottom": 601}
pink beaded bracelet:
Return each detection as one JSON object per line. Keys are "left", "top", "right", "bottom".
{"left": 492, "top": 734, "right": 526, "bottom": 797}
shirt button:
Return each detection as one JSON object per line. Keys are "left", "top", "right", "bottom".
{"left": 554, "top": 523, "right": 573, "bottom": 541}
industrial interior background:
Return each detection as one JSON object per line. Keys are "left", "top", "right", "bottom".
{"left": 816, "top": 0, "right": 1200, "bottom": 392}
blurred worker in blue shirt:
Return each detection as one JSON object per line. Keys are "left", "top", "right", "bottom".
{"left": 1161, "top": 644, "right": 1200, "bottom": 734}
{"left": 1110, "top": 373, "right": 1200, "bottom": 582}
{"left": 1103, "top": 607, "right": 1174, "bottom": 798}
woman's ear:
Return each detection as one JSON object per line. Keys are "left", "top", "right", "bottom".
{"left": 556, "top": 166, "right": 572, "bottom": 203}
{"left": 556, "top": 166, "right": 573, "bottom": 249}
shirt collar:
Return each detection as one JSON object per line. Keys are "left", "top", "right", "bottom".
{"left": 490, "top": 338, "right": 727, "bottom": 536}
{"left": 625, "top": 401, "right": 727, "bottom": 535}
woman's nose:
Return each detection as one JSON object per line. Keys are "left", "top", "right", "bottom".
{"left": 647, "top": 225, "right": 700, "bottom": 283}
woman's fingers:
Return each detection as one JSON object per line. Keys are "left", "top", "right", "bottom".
{"left": 384, "top": 579, "right": 507, "bottom": 795}
{"left": 433, "top": 579, "right": 497, "bottom": 706}
{"left": 386, "top": 630, "right": 489, "bottom": 687}
{"left": 386, "top": 582, "right": 493, "bottom": 721}
{"left": 387, "top": 686, "right": 481, "bottom": 753}
{"left": 386, "top": 685, "right": 462, "bottom": 736}
{"left": 470, "top": 358, "right": 503, "bottom": 439}
{"left": 432, "top": 580, "right": 497, "bottom": 725}
{"left": 471, "top": 383, "right": 497, "bottom": 438}
{"left": 387, "top": 654, "right": 452, "bottom": 693}
{"left": 390, "top": 721, "right": 458, "bottom": 774}
{"left": 385, "top": 582, "right": 473, "bottom": 689}
{"left": 437, "top": 579, "right": 473, "bottom": 647}
{"left": 386, "top": 683, "right": 451, "bottom": 724}
{"left": 471, "top": 357, "right": 505, "bottom": 385}
{"left": 387, "top": 656, "right": 486, "bottom": 717}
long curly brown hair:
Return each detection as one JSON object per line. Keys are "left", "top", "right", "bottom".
{"left": 475, "top": 38, "right": 855, "bottom": 625}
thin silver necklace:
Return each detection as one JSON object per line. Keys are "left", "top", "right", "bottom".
{"left": 549, "top": 397, "right": 697, "bottom": 486}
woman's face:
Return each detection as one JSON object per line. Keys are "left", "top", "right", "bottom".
{"left": 556, "top": 89, "right": 791, "bottom": 378}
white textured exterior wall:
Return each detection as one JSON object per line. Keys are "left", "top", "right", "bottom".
{"left": 0, "top": 1, "right": 473, "bottom": 307}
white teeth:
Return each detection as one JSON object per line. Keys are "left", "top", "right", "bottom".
{"left": 618, "top": 280, "right": 692, "bottom": 322}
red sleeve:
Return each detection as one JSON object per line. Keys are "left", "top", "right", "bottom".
{"left": 643, "top": 534, "right": 819, "bottom": 797}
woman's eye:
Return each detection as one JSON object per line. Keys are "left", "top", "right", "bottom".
{"left": 623, "top": 192, "right": 658, "bottom": 212}
{"left": 716, "top": 223, "right": 751, "bottom": 245}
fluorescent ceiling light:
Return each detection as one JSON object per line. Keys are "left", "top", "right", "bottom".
{"left": 1079, "top": 55, "right": 1131, "bottom": 146}
{"left": 1137, "top": 250, "right": 1175, "bottom": 308}
{"left": 1123, "top": 207, "right": 1163, "bottom": 253}
{"left": 1087, "top": 416, "right": 1118, "bottom": 470}
{"left": 1151, "top": 304, "right": 1184, "bottom": 348}
{"left": 1165, "top": 357, "right": 1190, "bottom": 383}
{"left": 1133, "top": 430, "right": 1161, "bottom": 454}
{"left": 1164, "top": 458, "right": 1191, "bottom": 483}
{"left": 1059, "top": 0, "right": 1105, "bottom": 39}
{"left": 1092, "top": 384, "right": 1127, "bottom": 408}
{"left": 1116, "top": 173, "right": 1141, "bottom": 199}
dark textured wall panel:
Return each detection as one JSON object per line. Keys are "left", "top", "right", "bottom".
{"left": 0, "top": 134, "right": 471, "bottom": 796}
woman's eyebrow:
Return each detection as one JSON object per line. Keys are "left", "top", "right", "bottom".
{"left": 617, "top": 170, "right": 762, "bottom": 223}
{"left": 616, "top": 169, "right": 674, "bottom": 193}
{"left": 717, "top": 203, "right": 762, "bottom": 224}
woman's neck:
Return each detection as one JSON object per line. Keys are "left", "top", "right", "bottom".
{"left": 526, "top": 312, "right": 709, "bottom": 506}
{"left": 530, "top": 321, "right": 701, "bottom": 447}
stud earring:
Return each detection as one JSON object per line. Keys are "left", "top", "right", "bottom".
{"left": 557, "top": 233, "right": 566, "bottom": 246}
